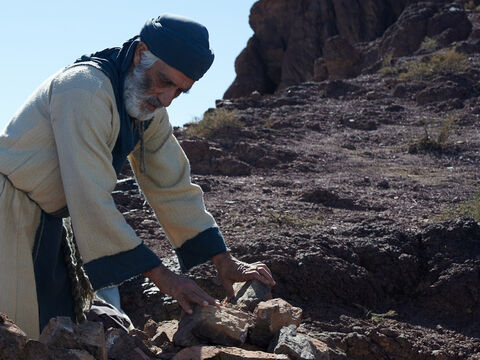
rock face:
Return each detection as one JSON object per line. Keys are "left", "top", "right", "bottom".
{"left": 225, "top": 0, "right": 410, "bottom": 97}
{"left": 225, "top": 0, "right": 472, "bottom": 98}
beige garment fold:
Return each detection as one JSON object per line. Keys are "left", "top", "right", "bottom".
{"left": 0, "top": 174, "right": 42, "bottom": 339}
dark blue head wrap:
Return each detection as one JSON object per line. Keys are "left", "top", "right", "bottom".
{"left": 140, "top": 14, "right": 215, "bottom": 81}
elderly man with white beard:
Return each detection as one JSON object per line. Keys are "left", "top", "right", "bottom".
{"left": 0, "top": 14, "right": 275, "bottom": 339}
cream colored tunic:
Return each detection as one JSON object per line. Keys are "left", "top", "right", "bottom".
{"left": 0, "top": 64, "right": 217, "bottom": 338}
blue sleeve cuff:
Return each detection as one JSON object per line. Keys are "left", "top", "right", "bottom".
{"left": 84, "top": 243, "right": 162, "bottom": 290}
{"left": 175, "top": 227, "right": 228, "bottom": 272}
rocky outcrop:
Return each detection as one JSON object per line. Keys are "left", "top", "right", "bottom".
{"left": 225, "top": 0, "right": 472, "bottom": 98}
{"left": 225, "top": 0, "right": 411, "bottom": 98}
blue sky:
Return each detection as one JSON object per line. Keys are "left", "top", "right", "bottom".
{"left": 0, "top": 1, "right": 256, "bottom": 130}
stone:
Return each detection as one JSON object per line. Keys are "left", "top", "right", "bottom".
{"left": 0, "top": 313, "right": 27, "bottom": 360}
{"left": 250, "top": 298, "right": 303, "bottom": 348}
{"left": 231, "top": 280, "right": 272, "bottom": 312}
{"left": 105, "top": 327, "right": 156, "bottom": 360}
{"left": 271, "top": 325, "right": 330, "bottom": 360}
{"left": 50, "top": 348, "right": 97, "bottom": 360}
{"left": 39, "top": 317, "right": 106, "bottom": 360}
{"left": 173, "top": 305, "right": 253, "bottom": 347}
{"left": 151, "top": 320, "right": 179, "bottom": 346}
{"left": 23, "top": 340, "right": 52, "bottom": 360}
{"left": 172, "top": 345, "right": 290, "bottom": 360}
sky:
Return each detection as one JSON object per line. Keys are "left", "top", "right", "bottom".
{"left": 0, "top": 1, "right": 257, "bottom": 130}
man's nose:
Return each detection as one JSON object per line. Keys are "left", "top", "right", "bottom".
{"left": 158, "top": 88, "right": 177, "bottom": 108}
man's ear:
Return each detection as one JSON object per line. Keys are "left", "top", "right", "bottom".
{"left": 133, "top": 42, "right": 149, "bottom": 66}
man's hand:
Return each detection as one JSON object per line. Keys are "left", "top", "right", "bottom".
{"left": 143, "top": 264, "right": 219, "bottom": 315}
{"left": 211, "top": 252, "right": 276, "bottom": 302}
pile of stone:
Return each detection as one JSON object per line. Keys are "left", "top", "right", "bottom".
{"left": 0, "top": 280, "right": 345, "bottom": 359}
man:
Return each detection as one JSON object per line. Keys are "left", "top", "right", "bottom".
{"left": 0, "top": 14, "right": 275, "bottom": 339}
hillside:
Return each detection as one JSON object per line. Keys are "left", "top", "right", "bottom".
{"left": 119, "top": 1, "right": 480, "bottom": 358}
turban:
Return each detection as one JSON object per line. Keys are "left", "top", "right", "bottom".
{"left": 140, "top": 14, "right": 215, "bottom": 81}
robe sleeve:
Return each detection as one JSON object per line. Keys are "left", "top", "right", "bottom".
{"left": 129, "top": 109, "right": 227, "bottom": 272}
{"left": 49, "top": 69, "right": 161, "bottom": 290}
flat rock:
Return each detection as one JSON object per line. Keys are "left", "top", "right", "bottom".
{"left": 172, "top": 345, "right": 290, "bottom": 360}
{"left": 173, "top": 305, "right": 253, "bottom": 347}
{"left": 231, "top": 280, "right": 272, "bottom": 312}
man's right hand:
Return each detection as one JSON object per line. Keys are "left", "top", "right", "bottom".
{"left": 143, "top": 264, "right": 219, "bottom": 314}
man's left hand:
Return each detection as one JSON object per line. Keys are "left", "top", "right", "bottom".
{"left": 211, "top": 252, "right": 276, "bottom": 302}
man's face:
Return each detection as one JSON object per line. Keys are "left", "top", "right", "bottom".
{"left": 124, "top": 49, "right": 195, "bottom": 121}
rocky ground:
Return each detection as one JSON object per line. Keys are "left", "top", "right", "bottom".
{"left": 114, "top": 7, "right": 480, "bottom": 360}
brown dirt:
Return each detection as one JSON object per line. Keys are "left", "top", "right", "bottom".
{"left": 116, "top": 36, "right": 480, "bottom": 360}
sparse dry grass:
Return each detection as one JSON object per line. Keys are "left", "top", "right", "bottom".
{"left": 435, "top": 192, "right": 480, "bottom": 222}
{"left": 419, "top": 37, "right": 438, "bottom": 52}
{"left": 185, "top": 109, "right": 241, "bottom": 139}
{"left": 379, "top": 53, "right": 398, "bottom": 76}
{"left": 408, "top": 114, "right": 459, "bottom": 154}
{"left": 354, "top": 304, "right": 398, "bottom": 324}
{"left": 398, "top": 49, "right": 468, "bottom": 82}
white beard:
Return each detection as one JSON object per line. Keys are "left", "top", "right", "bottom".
{"left": 124, "top": 64, "right": 162, "bottom": 121}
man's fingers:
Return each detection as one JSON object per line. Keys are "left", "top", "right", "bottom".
{"left": 257, "top": 267, "right": 276, "bottom": 285}
{"left": 245, "top": 267, "right": 276, "bottom": 286}
{"left": 221, "top": 279, "right": 235, "bottom": 303}
{"left": 190, "top": 287, "right": 219, "bottom": 306}
{"left": 249, "top": 262, "right": 273, "bottom": 278}
{"left": 177, "top": 295, "right": 193, "bottom": 315}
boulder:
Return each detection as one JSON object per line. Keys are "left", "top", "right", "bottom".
{"left": 173, "top": 305, "right": 253, "bottom": 347}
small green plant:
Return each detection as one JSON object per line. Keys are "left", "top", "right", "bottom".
{"left": 185, "top": 109, "right": 241, "bottom": 139}
{"left": 408, "top": 114, "right": 458, "bottom": 154}
{"left": 419, "top": 37, "right": 438, "bottom": 52}
{"left": 435, "top": 192, "right": 480, "bottom": 222}
{"left": 354, "top": 304, "right": 398, "bottom": 324}
{"left": 379, "top": 52, "right": 398, "bottom": 76}
{"left": 398, "top": 49, "right": 468, "bottom": 82}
